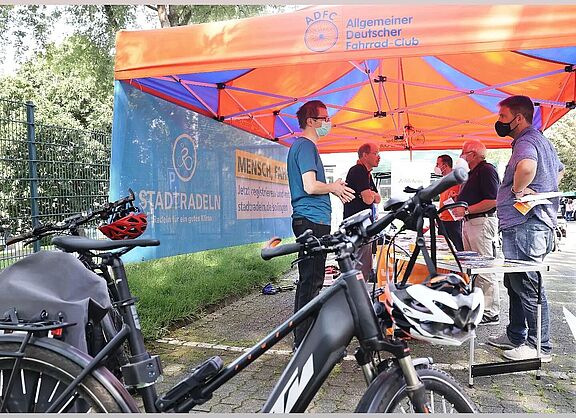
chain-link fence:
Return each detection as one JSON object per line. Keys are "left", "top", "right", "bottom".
{"left": 0, "top": 98, "right": 111, "bottom": 268}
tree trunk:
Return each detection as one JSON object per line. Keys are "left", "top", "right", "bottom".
{"left": 157, "top": 5, "right": 171, "bottom": 28}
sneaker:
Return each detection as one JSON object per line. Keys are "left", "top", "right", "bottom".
{"left": 487, "top": 333, "right": 520, "bottom": 350}
{"left": 503, "top": 344, "right": 552, "bottom": 363}
{"left": 479, "top": 314, "right": 500, "bottom": 326}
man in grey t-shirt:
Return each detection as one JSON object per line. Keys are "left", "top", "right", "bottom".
{"left": 487, "top": 95, "right": 565, "bottom": 363}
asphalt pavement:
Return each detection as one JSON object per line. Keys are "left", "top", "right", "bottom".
{"left": 149, "top": 222, "right": 576, "bottom": 413}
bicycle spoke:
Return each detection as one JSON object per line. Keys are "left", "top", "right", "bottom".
{"left": 20, "top": 369, "right": 26, "bottom": 395}
{"left": 430, "top": 391, "right": 434, "bottom": 413}
{"left": 47, "top": 380, "right": 60, "bottom": 403}
{"left": 33, "top": 373, "right": 43, "bottom": 412}
{"left": 58, "top": 392, "right": 80, "bottom": 413}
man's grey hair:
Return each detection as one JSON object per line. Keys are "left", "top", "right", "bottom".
{"left": 358, "top": 142, "right": 377, "bottom": 158}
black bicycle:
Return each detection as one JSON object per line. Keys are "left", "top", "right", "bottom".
{"left": 1, "top": 190, "right": 141, "bottom": 380}
{"left": 0, "top": 167, "right": 481, "bottom": 413}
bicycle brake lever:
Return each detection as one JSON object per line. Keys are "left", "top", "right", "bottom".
{"left": 290, "top": 255, "right": 313, "bottom": 268}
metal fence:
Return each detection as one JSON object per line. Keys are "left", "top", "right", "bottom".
{"left": 0, "top": 98, "right": 111, "bottom": 268}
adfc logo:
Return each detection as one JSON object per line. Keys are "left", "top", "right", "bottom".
{"left": 304, "top": 10, "right": 338, "bottom": 52}
{"left": 172, "top": 133, "right": 198, "bottom": 182}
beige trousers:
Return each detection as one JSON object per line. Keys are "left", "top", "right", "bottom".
{"left": 462, "top": 216, "right": 500, "bottom": 317}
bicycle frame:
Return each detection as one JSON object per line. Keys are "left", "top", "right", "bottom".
{"left": 48, "top": 232, "right": 427, "bottom": 414}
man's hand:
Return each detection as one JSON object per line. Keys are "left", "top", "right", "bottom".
{"left": 513, "top": 186, "right": 536, "bottom": 199}
{"left": 452, "top": 206, "right": 466, "bottom": 219}
{"left": 330, "top": 178, "right": 355, "bottom": 203}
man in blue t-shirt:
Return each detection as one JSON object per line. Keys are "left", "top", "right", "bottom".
{"left": 287, "top": 100, "right": 355, "bottom": 349}
{"left": 487, "top": 95, "right": 564, "bottom": 363}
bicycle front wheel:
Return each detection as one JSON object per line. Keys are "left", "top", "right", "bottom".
{"left": 355, "top": 366, "right": 476, "bottom": 413}
{"left": 0, "top": 341, "right": 135, "bottom": 413}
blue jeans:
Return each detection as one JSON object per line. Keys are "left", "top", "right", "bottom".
{"left": 501, "top": 217, "right": 554, "bottom": 353}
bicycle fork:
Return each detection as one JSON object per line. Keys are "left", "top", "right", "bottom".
{"left": 356, "top": 343, "right": 431, "bottom": 413}
{"left": 398, "top": 356, "right": 430, "bottom": 413}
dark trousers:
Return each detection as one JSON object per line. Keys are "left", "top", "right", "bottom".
{"left": 292, "top": 217, "right": 331, "bottom": 348}
{"left": 439, "top": 220, "right": 464, "bottom": 251}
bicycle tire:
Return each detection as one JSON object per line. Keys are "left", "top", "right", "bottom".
{"left": 355, "top": 365, "right": 476, "bottom": 413}
{"left": 0, "top": 341, "right": 135, "bottom": 413}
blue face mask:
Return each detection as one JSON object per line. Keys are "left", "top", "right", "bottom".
{"left": 315, "top": 120, "right": 331, "bottom": 137}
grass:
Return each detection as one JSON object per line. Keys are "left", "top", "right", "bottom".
{"left": 125, "top": 240, "right": 294, "bottom": 340}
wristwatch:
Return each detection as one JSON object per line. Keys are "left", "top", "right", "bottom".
{"left": 464, "top": 208, "right": 470, "bottom": 216}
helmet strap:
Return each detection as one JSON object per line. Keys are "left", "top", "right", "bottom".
{"left": 399, "top": 205, "right": 438, "bottom": 287}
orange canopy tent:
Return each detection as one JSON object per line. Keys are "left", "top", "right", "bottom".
{"left": 114, "top": 4, "right": 576, "bottom": 153}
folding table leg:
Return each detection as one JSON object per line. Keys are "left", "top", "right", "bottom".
{"left": 468, "top": 334, "right": 475, "bottom": 387}
{"left": 536, "top": 272, "right": 542, "bottom": 380}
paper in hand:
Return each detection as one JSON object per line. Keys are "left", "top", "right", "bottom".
{"left": 513, "top": 199, "right": 552, "bottom": 215}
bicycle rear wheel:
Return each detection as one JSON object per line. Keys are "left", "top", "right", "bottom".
{"left": 355, "top": 366, "right": 476, "bottom": 413}
{"left": 0, "top": 341, "right": 135, "bottom": 413}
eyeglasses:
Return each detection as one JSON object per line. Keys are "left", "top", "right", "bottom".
{"left": 460, "top": 151, "right": 475, "bottom": 157}
{"left": 311, "top": 116, "right": 330, "bottom": 122}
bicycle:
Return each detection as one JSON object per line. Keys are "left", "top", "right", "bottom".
{"left": 1, "top": 190, "right": 142, "bottom": 380}
{"left": 0, "top": 167, "right": 481, "bottom": 413}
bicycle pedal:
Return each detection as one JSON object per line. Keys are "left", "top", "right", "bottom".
{"left": 156, "top": 356, "right": 223, "bottom": 411}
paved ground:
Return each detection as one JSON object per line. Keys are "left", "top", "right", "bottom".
{"left": 148, "top": 223, "right": 576, "bottom": 413}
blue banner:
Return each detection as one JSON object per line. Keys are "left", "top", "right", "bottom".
{"left": 110, "top": 81, "right": 292, "bottom": 262}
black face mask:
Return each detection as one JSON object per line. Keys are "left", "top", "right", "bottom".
{"left": 494, "top": 116, "right": 518, "bottom": 137}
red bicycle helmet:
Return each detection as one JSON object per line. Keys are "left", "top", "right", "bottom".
{"left": 99, "top": 205, "right": 147, "bottom": 240}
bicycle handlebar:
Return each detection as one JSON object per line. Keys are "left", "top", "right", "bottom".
{"left": 261, "top": 238, "right": 303, "bottom": 261}
{"left": 261, "top": 168, "right": 468, "bottom": 261}
{"left": 418, "top": 167, "right": 468, "bottom": 202}
{"left": 5, "top": 189, "right": 136, "bottom": 246}
{"left": 366, "top": 167, "right": 467, "bottom": 237}
{"left": 6, "top": 230, "right": 37, "bottom": 246}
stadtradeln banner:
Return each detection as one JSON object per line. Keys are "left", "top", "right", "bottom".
{"left": 110, "top": 81, "right": 292, "bottom": 262}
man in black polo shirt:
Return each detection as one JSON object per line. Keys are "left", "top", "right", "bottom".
{"left": 344, "top": 142, "right": 381, "bottom": 281}
{"left": 454, "top": 140, "right": 501, "bottom": 325}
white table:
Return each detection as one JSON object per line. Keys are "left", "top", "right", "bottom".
{"left": 436, "top": 257, "right": 550, "bottom": 386}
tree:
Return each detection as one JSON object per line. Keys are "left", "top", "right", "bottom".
{"left": 545, "top": 110, "right": 576, "bottom": 192}
{"left": 0, "top": 5, "right": 59, "bottom": 69}
{"left": 0, "top": 4, "right": 291, "bottom": 128}
{"left": 0, "top": 35, "right": 114, "bottom": 131}
{"left": 149, "top": 5, "right": 275, "bottom": 27}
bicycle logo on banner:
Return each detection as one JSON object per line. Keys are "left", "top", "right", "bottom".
{"left": 172, "top": 133, "right": 198, "bottom": 182}
{"left": 304, "top": 10, "right": 339, "bottom": 52}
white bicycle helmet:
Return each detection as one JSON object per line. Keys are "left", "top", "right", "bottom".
{"left": 383, "top": 273, "right": 484, "bottom": 346}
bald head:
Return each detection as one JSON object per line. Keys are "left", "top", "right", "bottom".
{"left": 461, "top": 140, "right": 487, "bottom": 169}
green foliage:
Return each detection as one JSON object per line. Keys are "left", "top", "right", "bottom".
{"left": 546, "top": 110, "right": 576, "bottom": 192}
{"left": 0, "top": 35, "right": 113, "bottom": 131}
{"left": 0, "top": 5, "right": 58, "bottom": 67}
{"left": 125, "top": 240, "right": 294, "bottom": 340}
{"left": 62, "top": 5, "right": 137, "bottom": 50}
{"left": 156, "top": 5, "right": 277, "bottom": 26}
{"left": 0, "top": 4, "right": 293, "bottom": 130}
